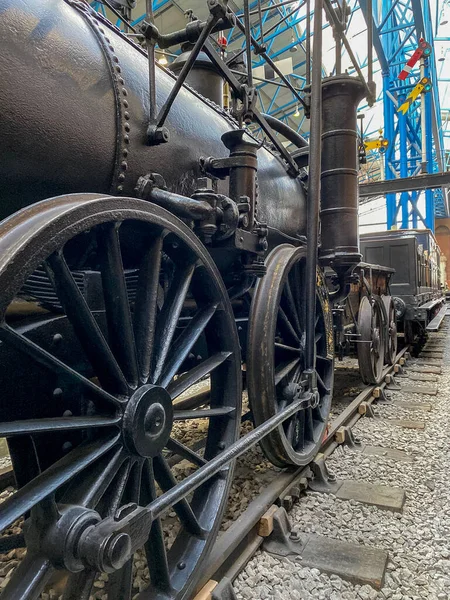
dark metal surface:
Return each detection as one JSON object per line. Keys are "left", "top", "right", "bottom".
{"left": 169, "top": 50, "right": 224, "bottom": 107}
{"left": 304, "top": 0, "right": 323, "bottom": 377}
{"left": 0, "top": 0, "right": 306, "bottom": 239}
{"left": 247, "top": 245, "right": 334, "bottom": 467}
{"left": 319, "top": 76, "right": 366, "bottom": 271}
{"left": 0, "top": 194, "right": 242, "bottom": 600}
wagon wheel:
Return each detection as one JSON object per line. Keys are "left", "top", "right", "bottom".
{"left": 247, "top": 245, "right": 334, "bottom": 468}
{"left": 382, "top": 295, "right": 397, "bottom": 365}
{"left": 0, "top": 194, "right": 241, "bottom": 600}
{"left": 356, "top": 295, "right": 386, "bottom": 384}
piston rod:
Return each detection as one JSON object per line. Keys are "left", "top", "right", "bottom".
{"left": 70, "top": 390, "right": 314, "bottom": 572}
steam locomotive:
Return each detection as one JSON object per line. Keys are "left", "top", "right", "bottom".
{"left": 0, "top": 0, "right": 412, "bottom": 598}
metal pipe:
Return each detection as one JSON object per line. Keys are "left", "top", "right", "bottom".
{"left": 227, "top": 274, "right": 256, "bottom": 300}
{"left": 148, "top": 188, "right": 214, "bottom": 220}
{"left": 367, "top": 0, "right": 373, "bottom": 88}
{"left": 257, "top": 0, "right": 264, "bottom": 46}
{"left": 261, "top": 113, "right": 309, "bottom": 148}
{"left": 145, "top": 0, "right": 156, "bottom": 122}
{"left": 306, "top": 0, "right": 311, "bottom": 87}
{"left": 420, "top": 58, "right": 427, "bottom": 174}
{"left": 157, "top": 19, "right": 232, "bottom": 49}
{"left": 243, "top": 0, "right": 253, "bottom": 90}
{"left": 304, "top": 0, "right": 322, "bottom": 373}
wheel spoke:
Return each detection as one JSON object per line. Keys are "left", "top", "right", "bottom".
{"left": 0, "top": 434, "right": 119, "bottom": 533}
{"left": 282, "top": 280, "right": 301, "bottom": 334}
{"left": 45, "top": 252, "right": 128, "bottom": 396}
{"left": 0, "top": 416, "right": 120, "bottom": 438}
{"left": 97, "top": 223, "right": 139, "bottom": 388}
{"left": 316, "top": 371, "right": 331, "bottom": 395}
{"left": 0, "top": 324, "right": 123, "bottom": 408}
{"left": 285, "top": 419, "right": 295, "bottom": 443}
{"left": 167, "top": 352, "right": 231, "bottom": 400}
{"left": 106, "top": 460, "right": 142, "bottom": 600}
{"left": 134, "top": 234, "right": 164, "bottom": 383}
{"left": 166, "top": 438, "right": 207, "bottom": 468}
{"left": 277, "top": 307, "right": 300, "bottom": 345}
{"left": 107, "top": 459, "right": 133, "bottom": 516}
{"left": 295, "top": 410, "right": 305, "bottom": 450}
{"left": 274, "top": 358, "right": 301, "bottom": 386}
{"left": 173, "top": 407, "right": 235, "bottom": 421}
{"left": 316, "top": 355, "right": 332, "bottom": 365}
{"left": 142, "top": 459, "right": 171, "bottom": 592}
{"left": 312, "top": 404, "right": 325, "bottom": 423}
{"left": 63, "top": 446, "right": 126, "bottom": 508}
{"left": 0, "top": 553, "right": 54, "bottom": 600}
{"left": 106, "top": 557, "right": 134, "bottom": 600}
{"left": 158, "top": 303, "right": 218, "bottom": 388}
{"left": 123, "top": 460, "right": 144, "bottom": 505}
{"left": 152, "top": 262, "right": 196, "bottom": 384}
{"left": 63, "top": 570, "right": 97, "bottom": 600}
{"left": 275, "top": 343, "right": 301, "bottom": 354}
{"left": 304, "top": 407, "right": 315, "bottom": 442}
{"left": 153, "top": 454, "right": 204, "bottom": 537}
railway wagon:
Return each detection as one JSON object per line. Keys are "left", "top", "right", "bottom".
{"left": 328, "top": 261, "right": 397, "bottom": 385}
{"left": 0, "top": 0, "right": 414, "bottom": 598}
{"left": 360, "top": 229, "right": 445, "bottom": 351}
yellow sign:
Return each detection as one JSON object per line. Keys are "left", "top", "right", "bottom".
{"left": 397, "top": 77, "right": 431, "bottom": 115}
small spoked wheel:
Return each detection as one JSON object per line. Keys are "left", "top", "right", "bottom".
{"left": 0, "top": 194, "right": 241, "bottom": 600}
{"left": 382, "top": 295, "right": 398, "bottom": 365}
{"left": 247, "top": 245, "right": 334, "bottom": 468}
{"left": 357, "top": 295, "right": 386, "bottom": 384}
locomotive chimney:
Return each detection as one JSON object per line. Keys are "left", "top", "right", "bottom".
{"left": 319, "top": 75, "right": 366, "bottom": 271}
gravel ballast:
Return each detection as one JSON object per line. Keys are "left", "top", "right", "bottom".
{"left": 234, "top": 323, "right": 450, "bottom": 600}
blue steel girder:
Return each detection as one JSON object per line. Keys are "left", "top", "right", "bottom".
{"left": 359, "top": 0, "right": 448, "bottom": 230}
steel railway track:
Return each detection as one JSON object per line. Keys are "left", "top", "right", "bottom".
{"left": 192, "top": 345, "right": 410, "bottom": 600}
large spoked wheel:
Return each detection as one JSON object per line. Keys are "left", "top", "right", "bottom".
{"left": 357, "top": 295, "right": 386, "bottom": 384}
{"left": 247, "top": 245, "right": 334, "bottom": 468}
{"left": 0, "top": 194, "right": 241, "bottom": 600}
{"left": 382, "top": 295, "right": 398, "bottom": 365}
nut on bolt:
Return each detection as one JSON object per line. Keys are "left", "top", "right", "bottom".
{"left": 147, "top": 124, "right": 170, "bottom": 145}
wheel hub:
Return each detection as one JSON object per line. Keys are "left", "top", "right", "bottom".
{"left": 123, "top": 385, "right": 173, "bottom": 458}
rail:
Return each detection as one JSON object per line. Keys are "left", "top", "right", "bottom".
{"left": 193, "top": 345, "right": 409, "bottom": 597}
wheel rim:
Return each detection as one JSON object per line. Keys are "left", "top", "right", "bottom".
{"left": 382, "top": 296, "right": 398, "bottom": 365}
{"left": 247, "top": 245, "right": 334, "bottom": 467}
{"left": 0, "top": 194, "right": 241, "bottom": 600}
{"left": 357, "top": 295, "right": 386, "bottom": 384}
